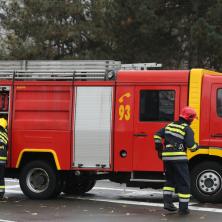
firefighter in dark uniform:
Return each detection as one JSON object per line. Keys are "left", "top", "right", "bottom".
{"left": 0, "top": 118, "right": 8, "bottom": 199}
{"left": 154, "top": 107, "right": 198, "bottom": 215}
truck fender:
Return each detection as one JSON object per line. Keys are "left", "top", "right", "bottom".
{"left": 16, "top": 148, "right": 61, "bottom": 170}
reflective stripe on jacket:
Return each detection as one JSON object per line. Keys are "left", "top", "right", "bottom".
{"left": 0, "top": 127, "right": 8, "bottom": 164}
{"left": 154, "top": 119, "right": 197, "bottom": 161}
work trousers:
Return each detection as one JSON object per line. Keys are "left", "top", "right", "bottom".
{"left": 0, "top": 164, "right": 5, "bottom": 196}
{"left": 163, "top": 161, "right": 191, "bottom": 211}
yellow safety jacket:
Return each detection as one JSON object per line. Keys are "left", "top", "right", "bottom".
{"left": 0, "top": 127, "right": 8, "bottom": 165}
{"left": 154, "top": 119, "right": 198, "bottom": 161}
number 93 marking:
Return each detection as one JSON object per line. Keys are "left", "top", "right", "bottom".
{"left": 119, "top": 104, "right": 130, "bottom": 121}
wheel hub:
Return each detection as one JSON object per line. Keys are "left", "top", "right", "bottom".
{"left": 204, "top": 178, "right": 214, "bottom": 188}
{"left": 26, "top": 168, "right": 49, "bottom": 193}
{"left": 35, "top": 174, "right": 46, "bottom": 186}
{"left": 198, "top": 170, "right": 221, "bottom": 194}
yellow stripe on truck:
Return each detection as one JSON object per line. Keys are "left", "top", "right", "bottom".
{"left": 16, "top": 148, "right": 61, "bottom": 170}
{"left": 189, "top": 69, "right": 203, "bottom": 144}
{"left": 189, "top": 69, "right": 222, "bottom": 144}
{"left": 209, "top": 147, "right": 222, "bottom": 157}
{"left": 187, "top": 147, "right": 222, "bottom": 160}
{"left": 187, "top": 148, "right": 209, "bottom": 159}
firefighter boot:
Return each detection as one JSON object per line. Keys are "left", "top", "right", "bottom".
{"left": 178, "top": 202, "right": 190, "bottom": 215}
{"left": 0, "top": 192, "right": 4, "bottom": 200}
{"left": 163, "top": 194, "right": 177, "bottom": 212}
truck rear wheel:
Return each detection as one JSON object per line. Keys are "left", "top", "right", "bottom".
{"left": 191, "top": 161, "right": 222, "bottom": 203}
{"left": 19, "top": 160, "right": 61, "bottom": 199}
{"left": 63, "top": 178, "right": 96, "bottom": 195}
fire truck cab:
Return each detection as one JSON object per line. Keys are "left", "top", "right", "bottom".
{"left": 1, "top": 61, "right": 222, "bottom": 203}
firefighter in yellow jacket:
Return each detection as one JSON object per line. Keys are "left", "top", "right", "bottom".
{"left": 0, "top": 118, "right": 8, "bottom": 199}
{"left": 154, "top": 107, "right": 198, "bottom": 215}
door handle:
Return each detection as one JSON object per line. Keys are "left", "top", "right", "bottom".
{"left": 211, "top": 134, "right": 222, "bottom": 137}
{"left": 133, "top": 133, "right": 148, "bottom": 137}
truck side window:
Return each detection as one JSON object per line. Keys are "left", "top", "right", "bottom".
{"left": 140, "top": 90, "right": 175, "bottom": 121}
{"left": 217, "top": 89, "right": 222, "bottom": 117}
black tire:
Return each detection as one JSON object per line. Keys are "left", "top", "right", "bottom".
{"left": 63, "top": 177, "right": 96, "bottom": 195}
{"left": 19, "top": 160, "right": 60, "bottom": 199}
{"left": 191, "top": 161, "right": 222, "bottom": 203}
{"left": 51, "top": 173, "right": 63, "bottom": 198}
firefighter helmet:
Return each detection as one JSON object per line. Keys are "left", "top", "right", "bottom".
{"left": 0, "top": 118, "right": 7, "bottom": 129}
{"left": 180, "top": 107, "right": 197, "bottom": 122}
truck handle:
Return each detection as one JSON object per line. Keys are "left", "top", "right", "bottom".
{"left": 133, "top": 133, "right": 147, "bottom": 137}
{"left": 211, "top": 133, "right": 222, "bottom": 137}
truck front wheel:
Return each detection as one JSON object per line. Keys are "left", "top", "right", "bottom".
{"left": 19, "top": 160, "right": 61, "bottom": 199}
{"left": 191, "top": 161, "right": 222, "bottom": 203}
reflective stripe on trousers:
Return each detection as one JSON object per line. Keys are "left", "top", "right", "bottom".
{"left": 163, "top": 186, "right": 175, "bottom": 195}
{"left": 178, "top": 193, "right": 190, "bottom": 202}
{"left": 0, "top": 185, "right": 5, "bottom": 193}
{"left": 162, "top": 152, "right": 188, "bottom": 161}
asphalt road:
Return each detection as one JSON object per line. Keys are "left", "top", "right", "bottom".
{"left": 0, "top": 179, "right": 222, "bottom": 222}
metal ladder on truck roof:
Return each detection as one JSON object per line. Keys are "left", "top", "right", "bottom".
{"left": 0, "top": 60, "right": 162, "bottom": 81}
{"left": 0, "top": 60, "right": 121, "bottom": 81}
{"left": 121, "top": 63, "right": 162, "bottom": 70}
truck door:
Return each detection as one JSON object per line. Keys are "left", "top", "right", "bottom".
{"left": 210, "top": 84, "right": 222, "bottom": 147}
{"left": 133, "top": 86, "right": 180, "bottom": 171}
{"left": 73, "top": 86, "right": 113, "bottom": 169}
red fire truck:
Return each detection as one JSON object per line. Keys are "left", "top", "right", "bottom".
{"left": 1, "top": 60, "right": 222, "bottom": 203}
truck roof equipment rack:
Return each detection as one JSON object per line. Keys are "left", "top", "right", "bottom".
{"left": 0, "top": 60, "right": 162, "bottom": 81}
{"left": 0, "top": 60, "right": 121, "bottom": 81}
{"left": 121, "top": 63, "right": 162, "bottom": 70}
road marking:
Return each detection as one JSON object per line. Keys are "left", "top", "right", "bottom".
{"left": 0, "top": 219, "right": 16, "bottom": 222}
{"left": 5, "top": 190, "right": 23, "bottom": 194}
{"left": 64, "top": 196, "right": 222, "bottom": 214}
{"left": 93, "top": 186, "right": 162, "bottom": 193}
{"left": 5, "top": 185, "right": 20, "bottom": 189}
{"left": 94, "top": 187, "right": 198, "bottom": 205}
{"left": 5, "top": 179, "right": 18, "bottom": 183}
{"left": 4, "top": 184, "right": 222, "bottom": 213}
{"left": 94, "top": 186, "right": 140, "bottom": 192}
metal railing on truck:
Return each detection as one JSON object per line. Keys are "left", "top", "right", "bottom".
{"left": 0, "top": 60, "right": 121, "bottom": 81}
{"left": 0, "top": 60, "right": 162, "bottom": 81}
